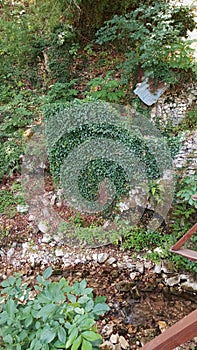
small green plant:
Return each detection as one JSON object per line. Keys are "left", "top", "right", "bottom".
{"left": 46, "top": 80, "right": 79, "bottom": 103}
{"left": 85, "top": 72, "right": 125, "bottom": 102}
{"left": 147, "top": 179, "right": 165, "bottom": 205}
{"left": 0, "top": 267, "right": 109, "bottom": 350}
{"left": 122, "top": 226, "right": 163, "bottom": 252}
{"left": 177, "top": 175, "right": 197, "bottom": 209}
{"left": 170, "top": 176, "right": 196, "bottom": 234}
{"left": 69, "top": 212, "right": 84, "bottom": 227}
{"left": 173, "top": 106, "right": 197, "bottom": 132}
{"left": 0, "top": 183, "right": 26, "bottom": 217}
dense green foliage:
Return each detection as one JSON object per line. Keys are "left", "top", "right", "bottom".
{"left": 0, "top": 267, "right": 109, "bottom": 349}
{"left": 96, "top": 2, "right": 196, "bottom": 84}
{"left": 44, "top": 100, "right": 173, "bottom": 210}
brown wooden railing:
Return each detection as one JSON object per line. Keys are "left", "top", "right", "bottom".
{"left": 141, "top": 195, "right": 197, "bottom": 350}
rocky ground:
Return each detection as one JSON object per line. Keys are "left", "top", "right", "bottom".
{"left": 0, "top": 222, "right": 197, "bottom": 349}
{"left": 0, "top": 172, "right": 197, "bottom": 349}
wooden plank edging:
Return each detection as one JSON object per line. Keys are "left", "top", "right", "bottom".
{"left": 141, "top": 309, "right": 197, "bottom": 350}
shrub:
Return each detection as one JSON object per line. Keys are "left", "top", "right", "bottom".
{"left": 0, "top": 267, "right": 109, "bottom": 349}
{"left": 0, "top": 1, "right": 76, "bottom": 88}
{"left": 96, "top": 2, "right": 196, "bottom": 84}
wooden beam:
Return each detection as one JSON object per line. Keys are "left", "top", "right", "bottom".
{"left": 170, "top": 222, "right": 197, "bottom": 251}
{"left": 141, "top": 309, "right": 197, "bottom": 350}
{"left": 170, "top": 248, "right": 197, "bottom": 261}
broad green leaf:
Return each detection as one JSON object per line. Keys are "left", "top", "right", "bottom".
{"left": 41, "top": 345, "right": 49, "bottom": 350}
{"left": 37, "top": 294, "right": 51, "bottom": 303}
{"left": 43, "top": 267, "right": 53, "bottom": 279}
{"left": 36, "top": 275, "right": 44, "bottom": 284}
{"left": 6, "top": 299, "right": 16, "bottom": 316}
{"left": 20, "top": 329, "right": 28, "bottom": 341}
{"left": 79, "top": 318, "right": 95, "bottom": 331}
{"left": 66, "top": 327, "right": 78, "bottom": 348}
{"left": 75, "top": 307, "right": 84, "bottom": 315}
{"left": 8, "top": 276, "right": 16, "bottom": 286}
{"left": 54, "top": 340, "right": 66, "bottom": 348}
{"left": 58, "top": 326, "right": 67, "bottom": 343}
{"left": 71, "top": 335, "right": 82, "bottom": 350}
{"left": 82, "top": 331, "right": 101, "bottom": 342}
{"left": 35, "top": 321, "right": 41, "bottom": 329}
{"left": 82, "top": 339, "right": 92, "bottom": 350}
{"left": 32, "top": 340, "right": 42, "bottom": 350}
{"left": 36, "top": 304, "right": 57, "bottom": 319}
{"left": 85, "top": 300, "right": 94, "bottom": 312}
{"left": 40, "top": 327, "right": 56, "bottom": 343}
{"left": 1, "top": 279, "right": 10, "bottom": 288}
{"left": 78, "top": 295, "right": 89, "bottom": 304}
{"left": 67, "top": 293, "right": 77, "bottom": 303}
{"left": 79, "top": 280, "right": 86, "bottom": 290}
{"left": 0, "top": 311, "right": 9, "bottom": 325}
{"left": 92, "top": 303, "right": 110, "bottom": 315}
{"left": 83, "top": 288, "right": 93, "bottom": 295}
{"left": 25, "top": 316, "right": 33, "bottom": 327}
{"left": 95, "top": 296, "right": 106, "bottom": 304}
{"left": 3, "top": 334, "right": 13, "bottom": 344}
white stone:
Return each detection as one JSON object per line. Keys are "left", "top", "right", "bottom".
{"left": 17, "top": 204, "right": 29, "bottom": 213}
{"left": 126, "top": 262, "right": 136, "bottom": 270}
{"left": 144, "top": 261, "right": 154, "bottom": 269}
{"left": 50, "top": 194, "right": 56, "bottom": 205}
{"left": 165, "top": 275, "right": 180, "bottom": 287}
{"left": 28, "top": 214, "right": 35, "bottom": 221}
{"left": 181, "top": 281, "right": 197, "bottom": 293}
{"left": 135, "top": 261, "right": 144, "bottom": 274}
{"left": 98, "top": 253, "right": 109, "bottom": 263}
{"left": 74, "top": 258, "right": 82, "bottom": 264}
{"left": 101, "top": 323, "right": 114, "bottom": 337}
{"left": 7, "top": 248, "right": 15, "bottom": 259}
{"left": 100, "top": 341, "right": 114, "bottom": 350}
{"left": 53, "top": 232, "right": 64, "bottom": 242}
{"left": 55, "top": 248, "right": 64, "bottom": 257}
{"left": 110, "top": 333, "right": 119, "bottom": 344}
{"left": 0, "top": 249, "right": 6, "bottom": 257}
{"left": 41, "top": 233, "right": 52, "bottom": 243}
{"left": 130, "top": 272, "right": 137, "bottom": 280}
{"left": 38, "top": 222, "right": 49, "bottom": 234}
{"left": 154, "top": 263, "right": 162, "bottom": 274}
{"left": 119, "top": 202, "right": 129, "bottom": 212}
{"left": 119, "top": 336, "right": 129, "bottom": 349}
{"left": 56, "top": 202, "right": 62, "bottom": 208}
{"left": 106, "top": 257, "right": 117, "bottom": 265}
{"left": 22, "top": 242, "right": 29, "bottom": 257}
{"left": 92, "top": 253, "right": 98, "bottom": 262}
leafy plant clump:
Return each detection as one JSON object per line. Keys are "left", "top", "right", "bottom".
{"left": 0, "top": 90, "right": 41, "bottom": 180}
{"left": 45, "top": 100, "right": 172, "bottom": 215}
{"left": 85, "top": 71, "right": 125, "bottom": 103}
{"left": 0, "top": 267, "right": 109, "bottom": 350}
{"left": 96, "top": 2, "right": 196, "bottom": 84}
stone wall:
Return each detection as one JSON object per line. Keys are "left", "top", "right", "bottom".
{"left": 150, "top": 82, "right": 197, "bottom": 176}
